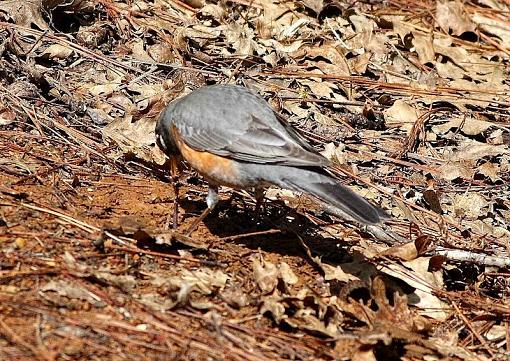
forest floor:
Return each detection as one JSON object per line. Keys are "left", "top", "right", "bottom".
{"left": 1, "top": 0, "right": 509, "bottom": 360}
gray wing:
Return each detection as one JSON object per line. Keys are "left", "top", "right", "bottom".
{"left": 164, "top": 85, "right": 329, "bottom": 167}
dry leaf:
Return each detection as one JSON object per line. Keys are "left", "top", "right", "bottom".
{"left": 472, "top": 13, "right": 510, "bottom": 43}
{"left": 41, "top": 44, "right": 74, "bottom": 60}
{"left": 148, "top": 43, "right": 174, "bottom": 63}
{"left": 300, "top": 0, "right": 324, "bottom": 15}
{"left": 322, "top": 263, "right": 359, "bottom": 282}
{"left": 302, "top": 45, "right": 350, "bottom": 75}
{"left": 435, "top": 1, "right": 476, "bottom": 36}
{"left": 259, "top": 294, "right": 285, "bottom": 322}
{"left": 93, "top": 271, "right": 136, "bottom": 292}
{"left": 449, "top": 140, "right": 510, "bottom": 161}
{"left": 476, "top": 162, "right": 500, "bottom": 182}
{"left": 453, "top": 193, "right": 488, "bottom": 219}
{"left": 437, "top": 162, "right": 473, "bottom": 181}
{"left": 412, "top": 33, "right": 435, "bottom": 64}
{"left": 379, "top": 241, "right": 419, "bottom": 261}
{"left": 383, "top": 100, "right": 420, "bottom": 133}
{"left": 0, "top": 105, "right": 15, "bottom": 126}
{"left": 222, "top": 23, "right": 263, "bottom": 57}
{"left": 180, "top": 269, "right": 229, "bottom": 294}
{"left": 382, "top": 258, "right": 448, "bottom": 320}
{"left": 320, "top": 142, "right": 347, "bottom": 164}
{"left": 253, "top": 257, "right": 279, "bottom": 294}
{"left": 102, "top": 115, "right": 166, "bottom": 164}
{"left": 279, "top": 262, "right": 299, "bottom": 285}
{"left": 0, "top": 1, "right": 49, "bottom": 29}
{"left": 220, "top": 287, "right": 249, "bottom": 308}
{"left": 40, "top": 280, "right": 103, "bottom": 305}
{"left": 432, "top": 117, "right": 493, "bottom": 136}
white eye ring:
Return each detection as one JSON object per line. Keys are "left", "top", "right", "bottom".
{"left": 156, "top": 133, "right": 167, "bottom": 149}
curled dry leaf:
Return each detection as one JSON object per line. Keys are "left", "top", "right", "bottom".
{"left": 62, "top": 251, "right": 88, "bottom": 273}
{"left": 222, "top": 23, "right": 263, "bottom": 57}
{"left": 379, "top": 235, "right": 431, "bottom": 261}
{"left": 61, "top": 251, "right": 137, "bottom": 292}
{"left": 320, "top": 142, "right": 347, "bottom": 164}
{"left": 220, "top": 287, "right": 249, "bottom": 309}
{"left": 300, "top": 0, "right": 324, "bottom": 15}
{"left": 0, "top": 1, "right": 49, "bottom": 29}
{"left": 102, "top": 106, "right": 167, "bottom": 164}
{"left": 180, "top": 24, "right": 222, "bottom": 47}
{"left": 76, "top": 24, "right": 109, "bottom": 48}
{"left": 259, "top": 294, "right": 286, "bottom": 322}
{"left": 88, "top": 82, "right": 122, "bottom": 97}
{"left": 435, "top": 1, "right": 476, "bottom": 36}
{"left": 156, "top": 268, "right": 229, "bottom": 310}
{"left": 301, "top": 45, "right": 350, "bottom": 75}
{"left": 128, "top": 40, "right": 153, "bottom": 62}
{"left": 93, "top": 270, "right": 136, "bottom": 292}
{"left": 471, "top": 13, "right": 510, "bottom": 43}
{"left": 453, "top": 192, "right": 488, "bottom": 220}
{"left": 437, "top": 162, "right": 473, "bottom": 181}
{"left": 253, "top": 257, "right": 279, "bottom": 294}
{"left": 381, "top": 258, "right": 448, "bottom": 321}
{"left": 423, "top": 189, "right": 443, "bottom": 214}
{"left": 0, "top": 0, "right": 92, "bottom": 30}
{"left": 412, "top": 33, "right": 435, "bottom": 64}
{"left": 199, "top": 4, "right": 225, "bottom": 21}
{"left": 383, "top": 100, "right": 420, "bottom": 133}
{"left": 40, "top": 44, "right": 74, "bottom": 60}
{"left": 279, "top": 262, "right": 299, "bottom": 285}
{"left": 432, "top": 117, "right": 493, "bottom": 136}
{"left": 370, "top": 276, "right": 425, "bottom": 332}
{"left": 487, "top": 129, "right": 505, "bottom": 145}
{"left": 299, "top": 79, "right": 336, "bottom": 99}
{"left": 284, "top": 309, "right": 338, "bottom": 338}
{"left": 448, "top": 140, "right": 510, "bottom": 162}
{"left": 180, "top": 268, "right": 229, "bottom": 294}
{"left": 182, "top": 0, "right": 205, "bottom": 9}
{"left": 0, "top": 105, "right": 15, "bottom": 126}
{"left": 476, "top": 162, "right": 500, "bottom": 182}
{"left": 148, "top": 43, "right": 175, "bottom": 63}
{"left": 138, "top": 293, "right": 180, "bottom": 312}
{"left": 7, "top": 81, "right": 39, "bottom": 99}
{"left": 321, "top": 263, "right": 360, "bottom": 282}
{"left": 40, "top": 280, "right": 103, "bottom": 306}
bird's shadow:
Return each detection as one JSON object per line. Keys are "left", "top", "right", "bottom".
{"left": 144, "top": 192, "right": 421, "bottom": 307}
{"left": 178, "top": 194, "right": 355, "bottom": 263}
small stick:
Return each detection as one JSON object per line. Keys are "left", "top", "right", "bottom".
{"left": 218, "top": 229, "right": 281, "bottom": 242}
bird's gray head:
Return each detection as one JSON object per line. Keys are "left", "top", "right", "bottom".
{"left": 155, "top": 108, "right": 180, "bottom": 156}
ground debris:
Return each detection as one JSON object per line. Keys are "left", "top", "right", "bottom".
{"left": 1, "top": 0, "right": 509, "bottom": 359}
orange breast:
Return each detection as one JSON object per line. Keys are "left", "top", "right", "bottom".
{"left": 172, "top": 127, "right": 241, "bottom": 188}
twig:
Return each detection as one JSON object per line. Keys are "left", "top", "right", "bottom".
{"left": 218, "top": 229, "right": 281, "bottom": 241}
{"left": 5, "top": 202, "right": 130, "bottom": 246}
{"left": 0, "top": 318, "right": 55, "bottom": 361}
{"left": 434, "top": 247, "right": 510, "bottom": 267}
{"left": 451, "top": 301, "right": 495, "bottom": 358}
{"left": 110, "top": 245, "right": 227, "bottom": 268}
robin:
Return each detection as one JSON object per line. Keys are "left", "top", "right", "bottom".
{"left": 155, "top": 84, "right": 388, "bottom": 233}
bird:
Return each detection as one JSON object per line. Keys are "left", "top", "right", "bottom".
{"left": 155, "top": 84, "right": 388, "bottom": 233}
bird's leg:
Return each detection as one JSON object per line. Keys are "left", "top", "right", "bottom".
{"left": 163, "top": 157, "right": 182, "bottom": 230}
{"left": 224, "top": 191, "right": 246, "bottom": 211}
{"left": 185, "top": 184, "right": 219, "bottom": 235}
{"left": 254, "top": 187, "right": 266, "bottom": 217}
{"left": 170, "top": 157, "right": 183, "bottom": 229}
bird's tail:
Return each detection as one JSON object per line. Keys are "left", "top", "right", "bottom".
{"left": 258, "top": 165, "right": 388, "bottom": 225}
